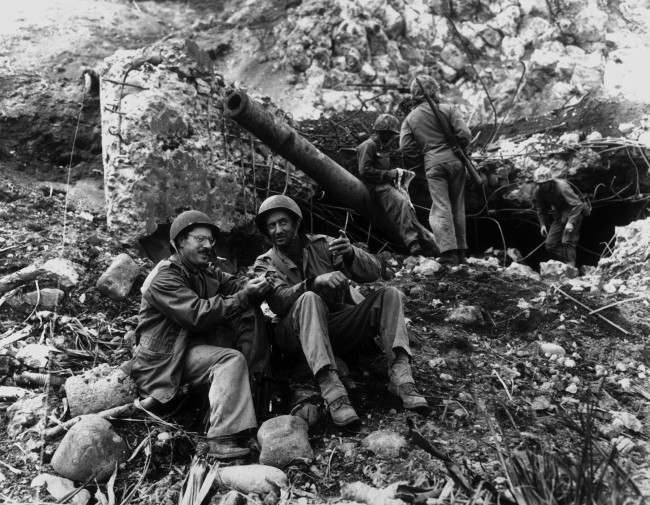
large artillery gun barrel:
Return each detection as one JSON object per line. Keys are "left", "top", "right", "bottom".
{"left": 224, "top": 90, "right": 372, "bottom": 215}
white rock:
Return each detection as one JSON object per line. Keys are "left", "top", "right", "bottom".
{"left": 611, "top": 411, "right": 643, "bottom": 432}
{"left": 445, "top": 305, "right": 484, "bottom": 326}
{"left": 412, "top": 258, "right": 442, "bottom": 276}
{"left": 538, "top": 342, "right": 566, "bottom": 358}
{"left": 31, "top": 474, "right": 91, "bottom": 505}
{"left": 504, "top": 262, "right": 540, "bottom": 280}
{"left": 586, "top": 131, "right": 602, "bottom": 141}
{"left": 16, "top": 343, "right": 58, "bottom": 369}
{"left": 41, "top": 258, "right": 80, "bottom": 289}
{"left": 559, "top": 132, "right": 580, "bottom": 146}
{"left": 362, "top": 430, "right": 407, "bottom": 458}
{"left": 540, "top": 260, "right": 578, "bottom": 282}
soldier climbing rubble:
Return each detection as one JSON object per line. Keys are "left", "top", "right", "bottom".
{"left": 253, "top": 195, "right": 430, "bottom": 429}
{"left": 533, "top": 174, "right": 591, "bottom": 267}
{"left": 356, "top": 113, "right": 438, "bottom": 256}
{"left": 400, "top": 75, "right": 473, "bottom": 265}
{"left": 125, "top": 210, "right": 272, "bottom": 460}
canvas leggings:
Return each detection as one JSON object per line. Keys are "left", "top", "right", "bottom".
{"left": 424, "top": 155, "right": 467, "bottom": 254}
{"left": 273, "top": 286, "right": 412, "bottom": 376}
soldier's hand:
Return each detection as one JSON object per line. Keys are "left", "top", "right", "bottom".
{"left": 314, "top": 271, "right": 349, "bottom": 291}
{"left": 387, "top": 168, "right": 400, "bottom": 185}
{"left": 244, "top": 277, "right": 271, "bottom": 301}
{"left": 328, "top": 230, "right": 354, "bottom": 262}
{"left": 540, "top": 225, "right": 548, "bottom": 237}
{"left": 564, "top": 222, "right": 574, "bottom": 233}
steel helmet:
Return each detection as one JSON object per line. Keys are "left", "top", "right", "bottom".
{"left": 410, "top": 75, "right": 440, "bottom": 101}
{"left": 372, "top": 114, "right": 400, "bottom": 134}
{"left": 255, "top": 195, "right": 303, "bottom": 234}
{"left": 169, "top": 210, "right": 219, "bottom": 243}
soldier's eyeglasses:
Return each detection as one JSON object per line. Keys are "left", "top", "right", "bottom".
{"left": 188, "top": 234, "right": 215, "bottom": 246}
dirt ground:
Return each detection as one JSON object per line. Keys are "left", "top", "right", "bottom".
{"left": 1, "top": 164, "right": 649, "bottom": 504}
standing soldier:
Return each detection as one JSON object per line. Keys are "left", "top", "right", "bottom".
{"left": 253, "top": 195, "right": 430, "bottom": 428}
{"left": 357, "top": 114, "right": 436, "bottom": 256}
{"left": 534, "top": 176, "right": 589, "bottom": 266}
{"left": 400, "top": 75, "right": 472, "bottom": 265}
{"left": 129, "top": 210, "right": 272, "bottom": 459}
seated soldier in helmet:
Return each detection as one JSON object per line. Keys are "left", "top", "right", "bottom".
{"left": 357, "top": 114, "right": 436, "bottom": 256}
{"left": 253, "top": 195, "right": 430, "bottom": 428}
{"left": 129, "top": 210, "right": 272, "bottom": 460}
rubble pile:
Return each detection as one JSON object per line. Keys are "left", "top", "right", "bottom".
{"left": 596, "top": 217, "right": 650, "bottom": 295}
{"left": 218, "top": 0, "right": 650, "bottom": 122}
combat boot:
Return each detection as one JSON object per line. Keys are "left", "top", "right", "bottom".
{"left": 317, "top": 368, "right": 360, "bottom": 427}
{"left": 389, "top": 353, "right": 430, "bottom": 413}
{"left": 438, "top": 250, "right": 459, "bottom": 265}
{"left": 456, "top": 249, "right": 468, "bottom": 264}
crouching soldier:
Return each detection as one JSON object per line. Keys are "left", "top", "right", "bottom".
{"left": 253, "top": 195, "right": 429, "bottom": 428}
{"left": 357, "top": 114, "right": 437, "bottom": 256}
{"left": 129, "top": 210, "right": 272, "bottom": 459}
{"left": 534, "top": 177, "right": 590, "bottom": 266}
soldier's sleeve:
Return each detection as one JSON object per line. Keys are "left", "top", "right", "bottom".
{"left": 216, "top": 268, "right": 245, "bottom": 295}
{"left": 557, "top": 180, "right": 586, "bottom": 226}
{"left": 344, "top": 244, "right": 382, "bottom": 283}
{"left": 145, "top": 265, "right": 250, "bottom": 331}
{"left": 449, "top": 107, "right": 472, "bottom": 148}
{"left": 399, "top": 117, "right": 421, "bottom": 160}
{"left": 358, "top": 140, "right": 390, "bottom": 185}
{"left": 253, "top": 256, "right": 309, "bottom": 317}
{"left": 533, "top": 188, "right": 551, "bottom": 228}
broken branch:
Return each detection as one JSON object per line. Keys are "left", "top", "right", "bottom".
{"left": 555, "top": 287, "right": 631, "bottom": 335}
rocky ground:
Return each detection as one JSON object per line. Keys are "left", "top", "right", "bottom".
{"left": 1, "top": 165, "right": 650, "bottom": 504}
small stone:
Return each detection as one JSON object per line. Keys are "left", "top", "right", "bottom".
{"left": 445, "top": 305, "right": 484, "bottom": 326}
{"left": 51, "top": 415, "right": 127, "bottom": 482}
{"left": 16, "top": 343, "right": 58, "bottom": 369}
{"left": 412, "top": 258, "right": 441, "bottom": 276}
{"left": 257, "top": 415, "right": 313, "bottom": 468}
{"left": 539, "top": 260, "right": 578, "bottom": 282}
{"left": 504, "top": 262, "right": 541, "bottom": 280}
{"left": 359, "top": 62, "right": 377, "bottom": 81}
{"left": 217, "top": 490, "right": 248, "bottom": 505}
{"left": 31, "top": 474, "right": 91, "bottom": 505}
{"left": 41, "top": 258, "right": 80, "bottom": 289}
{"left": 538, "top": 342, "right": 566, "bottom": 358}
{"left": 6, "top": 393, "right": 47, "bottom": 437}
{"left": 96, "top": 254, "right": 141, "bottom": 300}
{"left": 362, "top": 430, "right": 407, "bottom": 458}
{"left": 565, "top": 383, "right": 578, "bottom": 394}
{"left": 409, "top": 285, "right": 425, "bottom": 298}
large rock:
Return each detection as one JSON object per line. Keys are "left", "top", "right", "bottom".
{"left": 0, "top": 258, "right": 79, "bottom": 294}
{"left": 64, "top": 364, "right": 138, "bottom": 417}
{"left": 51, "top": 415, "right": 127, "bottom": 482}
{"left": 95, "top": 253, "right": 141, "bottom": 300}
{"left": 8, "top": 288, "right": 65, "bottom": 311}
{"left": 257, "top": 415, "right": 313, "bottom": 468}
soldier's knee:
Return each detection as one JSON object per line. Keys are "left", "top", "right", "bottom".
{"left": 383, "top": 286, "right": 404, "bottom": 303}
{"left": 295, "top": 291, "right": 326, "bottom": 309}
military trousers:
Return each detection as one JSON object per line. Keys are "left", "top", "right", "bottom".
{"left": 273, "top": 286, "right": 411, "bottom": 376}
{"left": 182, "top": 344, "right": 257, "bottom": 438}
{"left": 545, "top": 214, "right": 582, "bottom": 265}
{"left": 370, "top": 184, "right": 434, "bottom": 251}
{"left": 424, "top": 156, "right": 467, "bottom": 254}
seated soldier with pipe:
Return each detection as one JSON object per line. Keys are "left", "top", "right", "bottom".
{"left": 357, "top": 113, "right": 437, "bottom": 256}
{"left": 129, "top": 210, "right": 272, "bottom": 459}
{"left": 253, "top": 195, "right": 429, "bottom": 428}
